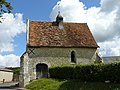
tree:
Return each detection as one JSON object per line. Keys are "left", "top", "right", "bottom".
{"left": 0, "top": 0, "right": 12, "bottom": 16}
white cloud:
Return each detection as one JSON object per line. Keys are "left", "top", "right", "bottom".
{"left": 0, "top": 13, "right": 26, "bottom": 52}
{"left": 100, "top": 0, "right": 120, "bottom": 13}
{"left": 50, "top": 0, "right": 120, "bottom": 57}
{"left": 98, "top": 37, "right": 120, "bottom": 56}
{"left": 50, "top": 0, "right": 87, "bottom": 23}
{"left": 87, "top": 0, "right": 120, "bottom": 42}
{"left": 0, "top": 54, "right": 20, "bottom": 67}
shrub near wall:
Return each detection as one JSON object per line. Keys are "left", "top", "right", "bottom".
{"left": 100, "top": 63, "right": 120, "bottom": 82}
{"left": 49, "top": 65, "right": 74, "bottom": 79}
{"left": 74, "top": 64, "right": 100, "bottom": 81}
{"left": 49, "top": 63, "right": 120, "bottom": 82}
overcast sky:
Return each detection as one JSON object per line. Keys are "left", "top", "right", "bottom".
{"left": 0, "top": 0, "right": 120, "bottom": 67}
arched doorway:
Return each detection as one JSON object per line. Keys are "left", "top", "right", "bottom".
{"left": 71, "top": 51, "right": 76, "bottom": 63}
{"left": 36, "top": 63, "right": 48, "bottom": 79}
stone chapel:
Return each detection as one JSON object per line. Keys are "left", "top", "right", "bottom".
{"left": 20, "top": 13, "right": 100, "bottom": 87}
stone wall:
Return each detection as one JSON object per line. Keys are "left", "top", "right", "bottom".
{"left": 20, "top": 47, "right": 98, "bottom": 87}
{"left": 27, "top": 47, "right": 97, "bottom": 80}
{"left": 28, "top": 47, "right": 97, "bottom": 65}
{"left": 19, "top": 53, "right": 30, "bottom": 87}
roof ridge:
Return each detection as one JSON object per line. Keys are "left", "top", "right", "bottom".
{"left": 29, "top": 20, "right": 87, "bottom": 24}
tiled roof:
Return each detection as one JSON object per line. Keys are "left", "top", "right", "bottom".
{"left": 0, "top": 68, "right": 13, "bottom": 72}
{"left": 28, "top": 20, "right": 99, "bottom": 48}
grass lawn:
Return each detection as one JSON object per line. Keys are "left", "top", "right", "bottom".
{"left": 26, "top": 78, "right": 120, "bottom": 90}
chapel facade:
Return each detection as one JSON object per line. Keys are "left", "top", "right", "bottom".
{"left": 20, "top": 13, "right": 100, "bottom": 87}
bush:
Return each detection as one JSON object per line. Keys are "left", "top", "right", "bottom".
{"left": 49, "top": 65, "right": 74, "bottom": 79}
{"left": 49, "top": 63, "right": 120, "bottom": 83}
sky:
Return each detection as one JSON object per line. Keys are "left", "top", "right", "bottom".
{"left": 0, "top": 0, "right": 120, "bottom": 67}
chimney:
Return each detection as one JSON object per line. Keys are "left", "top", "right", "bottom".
{"left": 56, "top": 11, "right": 64, "bottom": 30}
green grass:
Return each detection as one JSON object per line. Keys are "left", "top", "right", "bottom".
{"left": 26, "top": 78, "right": 120, "bottom": 90}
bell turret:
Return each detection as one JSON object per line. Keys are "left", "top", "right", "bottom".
{"left": 56, "top": 11, "right": 64, "bottom": 30}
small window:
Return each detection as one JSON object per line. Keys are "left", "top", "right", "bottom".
{"left": 71, "top": 51, "right": 76, "bottom": 63}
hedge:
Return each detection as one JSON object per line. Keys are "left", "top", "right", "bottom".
{"left": 49, "top": 63, "right": 120, "bottom": 82}
{"left": 49, "top": 65, "right": 74, "bottom": 79}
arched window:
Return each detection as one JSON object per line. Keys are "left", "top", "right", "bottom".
{"left": 71, "top": 51, "right": 76, "bottom": 63}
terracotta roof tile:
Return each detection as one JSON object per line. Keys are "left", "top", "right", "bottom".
{"left": 28, "top": 20, "right": 99, "bottom": 48}
{"left": 0, "top": 68, "right": 13, "bottom": 72}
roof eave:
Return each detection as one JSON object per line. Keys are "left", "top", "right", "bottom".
{"left": 27, "top": 45, "right": 99, "bottom": 48}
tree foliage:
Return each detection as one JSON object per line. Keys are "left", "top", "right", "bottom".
{"left": 0, "top": 0, "right": 12, "bottom": 16}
